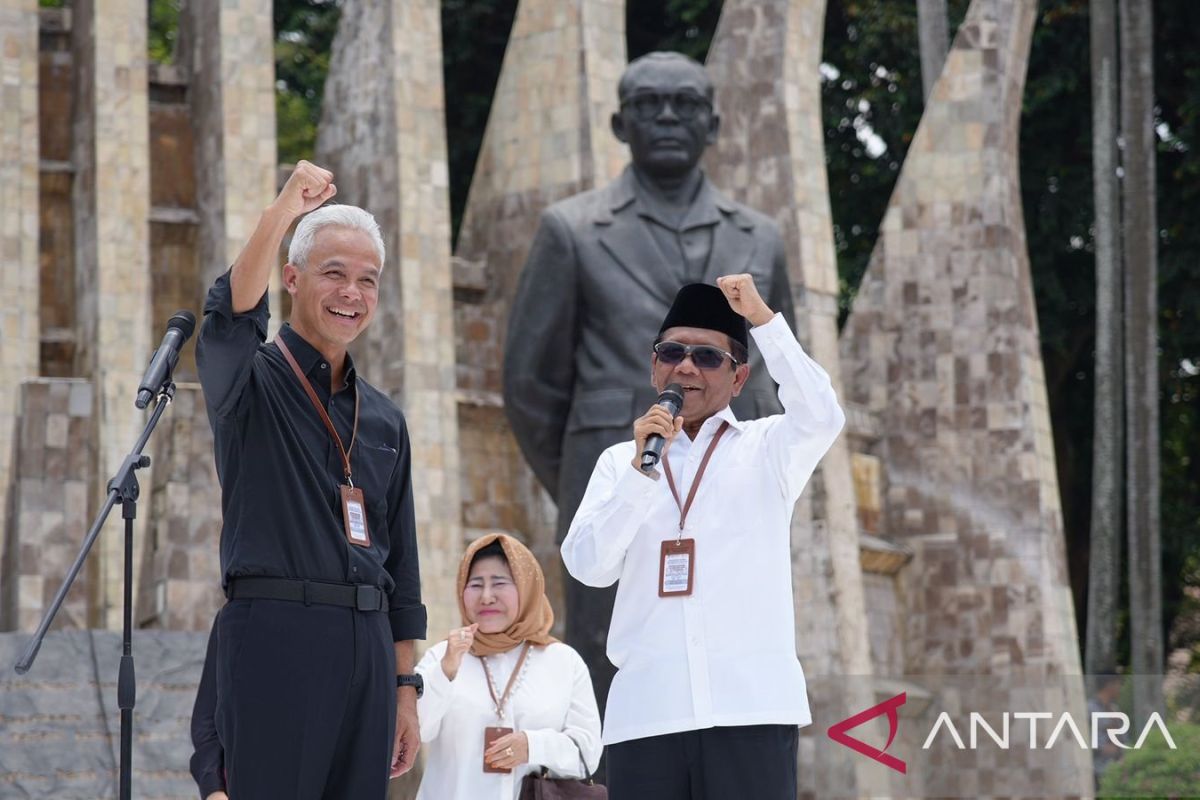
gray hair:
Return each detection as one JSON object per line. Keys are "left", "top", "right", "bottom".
{"left": 288, "top": 204, "right": 386, "bottom": 268}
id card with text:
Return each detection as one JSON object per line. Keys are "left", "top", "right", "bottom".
{"left": 659, "top": 538, "right": 695, "bottom": 597}
{"left": 341, "top": 485, "right": 371, "bottom": 547}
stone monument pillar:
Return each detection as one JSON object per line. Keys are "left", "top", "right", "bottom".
{"left": 839, "top": 1, "right": 1090, "bottom": 792}
{"left": 316, "top": 0, "right": 463, "bottom": 645}
{"left": 704, "top": 2, "right": 875, "bottom": 793}
{"left": 0, "top": 381, "right": 94, "bottom": 631}
{"left": 70, "top": 0, "right": 151, "bottom": 629}
{"left": 134, "top": 0, "right": 278, "bottom": 633}
{"left": 0, "top": 0, "right": 40, "bottom": 594}
{"left": 453, "top": 0, "right": 626, "bottom": 625}
{"left": 180, "top": 0, "right": 278, "bottom": 288}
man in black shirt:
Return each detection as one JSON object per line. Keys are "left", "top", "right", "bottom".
{"left": 195, "top": 160, "right": 426, "bottom": 798}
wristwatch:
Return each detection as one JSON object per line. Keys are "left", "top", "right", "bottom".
{"left": 396, "top": 673, "right": 424, "bottom": 698}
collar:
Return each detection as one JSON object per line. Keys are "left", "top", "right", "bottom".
{"left": 277, "top": 324, "right": 357, "bottom": 388}
{"left": 604, "top": 166, "right": 739, "bottom": 229}
{"left": 713, "top": 405, "right": 746, "bottom": 432}
{"left": 687, "top": 406, "right": 746, "bottom": 439}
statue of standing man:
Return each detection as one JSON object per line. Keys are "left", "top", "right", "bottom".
{"left": 503, "top": 51, "right": 797, "bottom": 710}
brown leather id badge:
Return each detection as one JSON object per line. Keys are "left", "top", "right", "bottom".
{"left": 659, "top": 538, "right": 695, "bottom": 596}
{"left": 483, "top": 725, "right": 514, "bottom": 773}
{"left": 340, "top": 484, "right": 371, "bottom": 547}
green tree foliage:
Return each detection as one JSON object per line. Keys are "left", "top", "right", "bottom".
{"left": 274, "top": 0, "right": 340, "bottom": 164}
{"left": 1097, "top": 722, "right": 1200, "bottom": 798}
{"left": 148, "top": 0, "right": 181, "bottom": 64}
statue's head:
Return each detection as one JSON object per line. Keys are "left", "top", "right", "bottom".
{"left": 612, "top": 51, "right": 720, "bottom": 180}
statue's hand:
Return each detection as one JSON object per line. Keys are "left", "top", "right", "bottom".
{"left": 716, "top": 273, "right": 774, "bottom": 327}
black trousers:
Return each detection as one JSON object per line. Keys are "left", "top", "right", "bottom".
{"left": 606, "top": 724, "right": 799, "bottom": 800}
{"left": 215, "top": 598, "right": 396, "bottom": 799}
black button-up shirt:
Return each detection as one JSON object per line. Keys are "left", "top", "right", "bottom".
{"left": 196, "top": 271, "right": 426, "bottom": 642}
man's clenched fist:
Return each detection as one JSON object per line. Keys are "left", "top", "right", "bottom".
{"left": 272, "top": 160, "right": 338, "bottom": 220}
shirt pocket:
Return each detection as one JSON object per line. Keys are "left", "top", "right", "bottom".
{"left": 351, "top": 440, "right": 399, "bottom": 517}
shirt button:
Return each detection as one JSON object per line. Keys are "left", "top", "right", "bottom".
{"left": 320, "top": 362, "right": 328, "bottom": 370}
{"left": 352, "top": 566, "right": 358, "bottom": 574}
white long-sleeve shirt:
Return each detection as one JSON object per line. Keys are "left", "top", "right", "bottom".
{"left": 561, "top": 313, "right": 845, "bottom": 745}
{"left": 414, "top": 641, "right": 602, "bottom": 800}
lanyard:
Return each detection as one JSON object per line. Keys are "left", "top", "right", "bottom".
{"left": 480, "top": 642, "right": 532, "bottom": 722}
{"left": 662, "top": 421, "right": 730, "bottom": 539}
{"left": 275, "top": 336, "right": 360, "bottom": 486}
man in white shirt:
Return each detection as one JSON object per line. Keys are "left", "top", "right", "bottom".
{"left": 561, "top": 275, "right": 845, "bottom": 799}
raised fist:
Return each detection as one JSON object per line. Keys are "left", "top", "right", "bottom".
{"left": 272, "top": 160, "right": 337, "bottom": 220}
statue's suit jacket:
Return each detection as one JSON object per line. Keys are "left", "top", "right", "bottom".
{"left": 503, "top": 167, "right": 797, "bottom": 540}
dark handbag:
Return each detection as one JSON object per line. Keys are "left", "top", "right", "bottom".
{"left": 518, "top": 746, "right": 607, "bottom": 800}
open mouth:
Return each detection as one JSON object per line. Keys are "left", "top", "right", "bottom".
{"left": 326, "top": 306, "right": 362, "bottom": 323}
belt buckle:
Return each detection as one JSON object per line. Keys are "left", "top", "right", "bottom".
{"left": 356, "top": 584, "right": 381, "bottom": 611}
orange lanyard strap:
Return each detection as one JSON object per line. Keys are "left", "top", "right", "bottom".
{"left": 275, "top": 336, "right": 359, "bottom": 485}
{"left": 662, "top": 421, "right": 730, "bottom": 533}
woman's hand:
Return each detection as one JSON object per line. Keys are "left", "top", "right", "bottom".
{"left": 441, "top": 623, "right": 478, "bottom": 681}
{"left": 484, "top": 730, "right": 530, "bottom": 771}
{"left": 205, "top": 793, "right": 229, "bottom": 800}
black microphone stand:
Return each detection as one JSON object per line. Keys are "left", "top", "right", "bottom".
{"left": 13, "top": 380, "right": 177, "bottom": 800}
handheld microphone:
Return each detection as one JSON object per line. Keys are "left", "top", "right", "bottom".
{"left": 639, "top": 383, "right": 684, "bottom": 472}
{"left": 135, "top": 310, "right": 197, "bottom": 409}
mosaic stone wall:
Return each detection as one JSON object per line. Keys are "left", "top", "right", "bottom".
{"left": 0, "top": 380, "right": 93, "bottom": 632}
{"left": 70, "top": 0, "right": 152, "bottom": 630}
{"left": 135, "top": 386, "right": 223, "bottom": 632}
{"left": 316, "top": 0, "right": 464, "bottom": 644}
{"left": 842, "top": 0, "right": 1079, "bottom": 679}
{"left": 180, "top": 0, "right": 277, "bottom": 290}
{"left": 838, "top": 1, "right": 1089, "bottom": 792}
{"left": 0, "top": 0, "right": 40, "bottom": 605}
{"left": 452, "top": 0, "right": 627, "bottom": 608}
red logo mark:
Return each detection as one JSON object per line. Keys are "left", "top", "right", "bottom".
{"left": 826, "top": 691, "right": 907, "bottom": 774}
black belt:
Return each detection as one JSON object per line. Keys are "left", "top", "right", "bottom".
{"left": 226, "top": 577, "right": 387, "bottom": 612}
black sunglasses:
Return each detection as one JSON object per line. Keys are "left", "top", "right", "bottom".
{"left": 654, "top": 341, "right": 740, "bottom": 370}
{"left": 620, "top": 91, "right": 712, "bottom": 122}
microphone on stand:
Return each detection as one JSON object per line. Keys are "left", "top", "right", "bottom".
{"left": 639, "top": 383, "right": 684, "bottom": 473}
{"left": 135, "top": 310, "right": 196, "bottom": 409}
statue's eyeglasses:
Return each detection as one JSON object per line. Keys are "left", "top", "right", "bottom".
{"left": 654, "top": 341, "right": 740, "bottom": 370}
{"left": 620, "top": 91, "right": 712, "bottom": 122}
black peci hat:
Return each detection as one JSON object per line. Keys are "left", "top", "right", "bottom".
{"left": 658, "top": 283, "right": 748, "bottom": 349}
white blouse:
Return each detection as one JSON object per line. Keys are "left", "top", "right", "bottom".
{"left": 414, "top": 640, "right": 602, "bottom": 800}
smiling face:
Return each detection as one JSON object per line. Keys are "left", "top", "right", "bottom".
{"left": 611, "top": 56, "right": 719, "bottom": 180}
{"left": 462, "top": 555, "right": 519, "bottom": 634}
{"left": 653, "top": 325, "right": 750, "bottom": 429}
{"left": 283, "top": 225, "right": 381, "bottom": 358}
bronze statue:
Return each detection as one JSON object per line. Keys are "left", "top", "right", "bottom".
{"left": 503, "top": 51, "right": 797, "bottom": 709}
